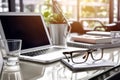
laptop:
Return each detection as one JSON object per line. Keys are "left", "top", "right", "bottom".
{"left": 0, "top": 12, "right": 81, "bottom": 63}
{"left": 0, "top": 51, "right": 4, "bottom": 79}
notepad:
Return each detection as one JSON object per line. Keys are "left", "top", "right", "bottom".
{"left": 61, "top": 59, "right": 116, "bottom": 72}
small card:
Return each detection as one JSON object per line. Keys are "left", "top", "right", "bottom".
{"left": 111, "top": 31, "right": 120, "bottom": 44}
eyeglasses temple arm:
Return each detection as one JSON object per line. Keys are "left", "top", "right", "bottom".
{"left": 63, "top": 52, "right": 70, "bottom": 62}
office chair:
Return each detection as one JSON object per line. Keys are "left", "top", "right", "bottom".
{"left": 94, "top": 21, "right": 120, "bottom": 31}
{"left": 70, "top": 20, "right": 120, "bottom": 35}
{"left": 70, "top": 21, "right": 86, "bottom": 34}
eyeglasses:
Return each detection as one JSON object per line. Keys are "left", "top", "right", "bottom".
{"left": 63, "top": 49, "right": 103, "bottom": 64}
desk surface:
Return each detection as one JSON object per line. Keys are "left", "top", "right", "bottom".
{"left": 2, "top": 47, "right": 120, "bottom": 80}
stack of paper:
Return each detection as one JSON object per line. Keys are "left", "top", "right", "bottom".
{"left": 71, "top": 34, "right": 112, "bottom": 44}
{"left": 86, "top": 31, "right": 111, "bottom": 36}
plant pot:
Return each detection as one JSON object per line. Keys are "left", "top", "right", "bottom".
{"left": 49, "top": 24, "right": 68, "bottom": 47}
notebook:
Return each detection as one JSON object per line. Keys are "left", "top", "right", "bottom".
{"left": 61, "top": 58, "right": 115, "bottom": 72}
{"left": 0, "top": 12, "right": 81, "bottom": 63}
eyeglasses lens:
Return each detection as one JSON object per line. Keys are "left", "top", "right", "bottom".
{"left": 91, "top": 49, "right": 103, "bottom": 60}
{"left": 72, "top": 52, "right": 88, "bottom": 63}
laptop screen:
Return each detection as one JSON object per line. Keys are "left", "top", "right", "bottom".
{"left": 0, "top": 13, "right": 51, "bottom": 52}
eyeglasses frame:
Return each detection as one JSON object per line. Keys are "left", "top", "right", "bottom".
{"left": 63, "top": 49, "right": 104, "bottom": 64}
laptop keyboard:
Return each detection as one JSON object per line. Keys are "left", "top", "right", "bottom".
{"left": 21, "top": 47, "right": 63, "bottom": 57}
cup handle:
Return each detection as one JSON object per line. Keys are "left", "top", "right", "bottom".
{"left": 64, "top": 23, "right": 71, "bottom": 38}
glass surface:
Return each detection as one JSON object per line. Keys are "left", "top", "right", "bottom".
{"left": 0, "top": 46, "right": 120, "bottom": 80}
{"left": 1, "top": 65, "right": 23, "bottom": 80}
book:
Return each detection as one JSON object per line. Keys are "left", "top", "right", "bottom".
{"left": 67, "top": 40, "right": 120, "bottom": 49}
{"left": 71, "top": 34, "right": 112, "bottom": 44}
{"left": 61, "top": 59, "right": 115, "bottom": 72}
{"left": 86, "top": 31, "right": 111, "bottom": 36}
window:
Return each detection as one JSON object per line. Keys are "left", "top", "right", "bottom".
{"left": 1, "top": 0, "right": 119, "bottom": 30}
{"left": 0, "top": 0, "right": 8, "bottom": 12}
{"left": 50, "top": 0, "right": 112, "bottom": 30}
{"left": 113, "top": 0, "right": 118, "bottom": 22}
{"left": 79, "top": 0, "right": 109, "bottom": 30}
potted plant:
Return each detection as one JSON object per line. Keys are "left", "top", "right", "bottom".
{"left": 42, "top": 1, "right": 70, "bottom": 46}
{"left": 48, "top": 13, "right": 66, "bottom": 24}
{"left": 47, "top": 13, "right": 69, "bottom": 46}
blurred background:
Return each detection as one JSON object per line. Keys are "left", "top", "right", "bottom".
{"left": 0, "top": 0, "right": 119, "bottom": 31}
